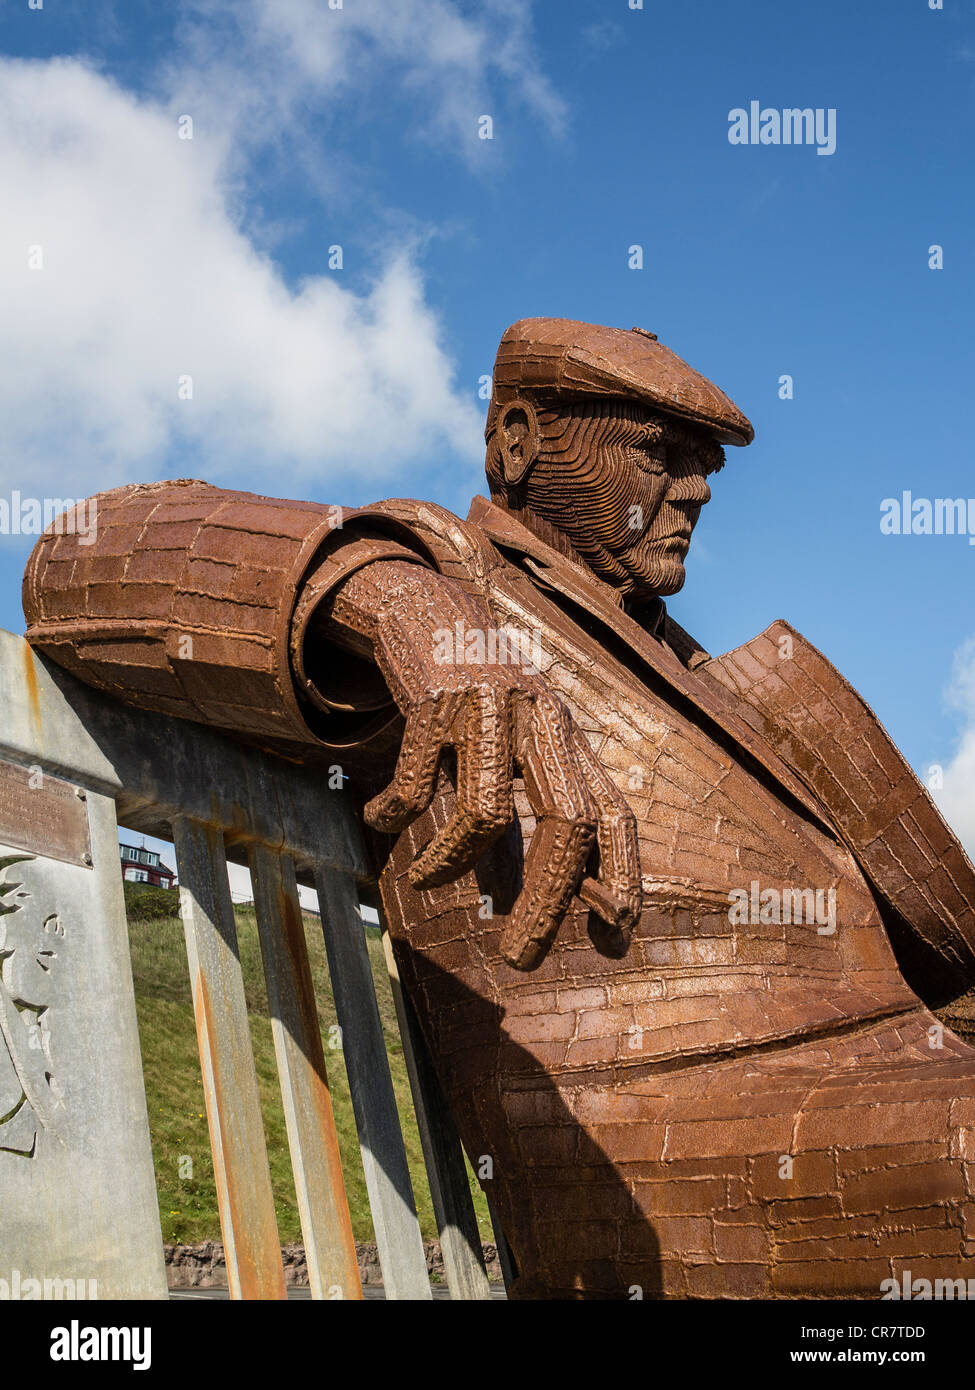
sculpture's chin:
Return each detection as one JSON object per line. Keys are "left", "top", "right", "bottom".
{"left": 653, "top": 563, "right": 687, "bottom": 597}
{"left": 625, "top": 552, "right": 687, "bottom": 600}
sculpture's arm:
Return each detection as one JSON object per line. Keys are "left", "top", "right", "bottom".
{"left": 21, "top": 479, "right": 640, "bottom": 970}
{"left": 313, "top": 556, "right": 643, "bottom": 971}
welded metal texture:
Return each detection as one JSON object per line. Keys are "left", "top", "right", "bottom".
{"left": 21, "top": 480, "right": 347, "bottom": 750}
{"left": 485, "top": 317, "right": 755, "bottom": 445}
{"left": 370, "top": 496, "right": 975, "bottom": 1297}
{"left": 703, "top": 622, "right": 975, "bottom": 996}
{"left": 22, "top": 318, "right": 975, "bottom": 1299}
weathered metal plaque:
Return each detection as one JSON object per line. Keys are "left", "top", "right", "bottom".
{"left": 0, "top": 757, "right": 91, "bottom": 868}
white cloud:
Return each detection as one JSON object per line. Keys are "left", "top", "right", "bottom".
{"left": 0, "top": 0, "right": 565, "bottom": 502}
{"left": 0, "top": 56, "right": 482, "bottom": 499}
{"left": 172, "top": 0, "right": 567, "bottom": 163}
{"left": 933, "top": 637, "right": 975, "bottom": 860}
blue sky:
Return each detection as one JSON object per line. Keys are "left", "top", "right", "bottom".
{"left": 1, "top": 0, "right": 973, "bottom": 855}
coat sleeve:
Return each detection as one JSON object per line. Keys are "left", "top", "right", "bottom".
{"left": 21, "top": 479, "right": 433, "bottom": 757}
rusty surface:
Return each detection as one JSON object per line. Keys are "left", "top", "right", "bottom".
{"left": 21, "top": 480, "right": 347, "bottom": 752}
{"left": 21, "top": 640, "right": 42, "bottom": 739}
{"left": 249, "top": 845, "right": 362, "bottom": 1300}
{"left": 191, "top": 969, "right": 283, "bottom": 1300}
{"left": 486, "top": 318, "right": 754, "bottom": 445}
{"left": 703, "top": 622, "right": 975, "bottom": 997}
{"left": 175, "top": 817, "right": 287, "bottom": 1301}
{"left": 0, "top": 756, "right": 91, "bottom": 867}
{"left": 22, "top": 318, "right": 975, "bottom": 1298}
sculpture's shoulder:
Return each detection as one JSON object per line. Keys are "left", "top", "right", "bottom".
{"left": 702, "top": 618, "right": 975, "bottom": 999}
{"left": 700, "top": 617, "right": 912, "bottom": 811}
{"left": 701, "top": 618, "right": 878, "bottom": 746}
{"left": 344, "top": 497, "right": 506, "bottom": 595}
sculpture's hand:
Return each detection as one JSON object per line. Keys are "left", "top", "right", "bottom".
{"left": 324, "top": 560, "right": 642, "bottom": 969}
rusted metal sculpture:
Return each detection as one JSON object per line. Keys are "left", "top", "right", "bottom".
{"left": 23, "top": 318, "right": 975, "bottom": 1298}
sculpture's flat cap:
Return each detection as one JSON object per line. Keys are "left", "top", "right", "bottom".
{"left": 487, "top": 318, "right": 754, "bottom": 446}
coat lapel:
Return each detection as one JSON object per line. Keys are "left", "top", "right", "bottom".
{"left": 467, "top": 495, "right": 831, "bottom": 831}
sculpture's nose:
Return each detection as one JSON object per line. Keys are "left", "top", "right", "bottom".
{"left": 667, "top": 472, "right": 711, "bottom": 507}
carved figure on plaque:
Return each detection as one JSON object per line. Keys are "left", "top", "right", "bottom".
{"left": 0, "top": 857, "right": 64, "bottom": 1157}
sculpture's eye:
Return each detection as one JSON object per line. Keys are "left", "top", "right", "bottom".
{"left": 633, "top": 438, "right": 667, "bottom": 476}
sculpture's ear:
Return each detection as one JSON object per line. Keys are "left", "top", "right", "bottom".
{"left": 498, "top": 398, "right": 539, "bottom": 487}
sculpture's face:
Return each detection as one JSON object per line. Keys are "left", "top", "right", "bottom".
{"left": 571, "top": 407, "right": 714, "bottom": 599}
{"left": 501, "top": 400, "right": 722, "bottom": 601}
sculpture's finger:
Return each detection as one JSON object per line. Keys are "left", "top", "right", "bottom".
{"left": 571, "top": 733, "right": 643, "bottom": 956}
{"left": 363, "top": 692, "right": 462, "bottom": 833}
{"left": 408, "top": 685, "right": 515, "bottom": 888}
{"left": 500, "top": 694, "right": 598, "bottom": 970}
